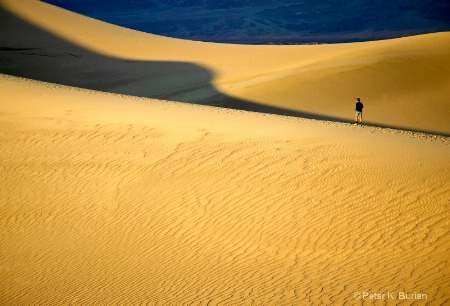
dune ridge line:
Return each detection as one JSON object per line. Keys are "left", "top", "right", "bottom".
{"left": 0, "top": 0, "right": 449, "bottom": 304}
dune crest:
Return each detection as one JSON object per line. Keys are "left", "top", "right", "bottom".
{"left": 1, "top": 0, "right": 449, "bottom": 134}
{"left": 1, "top": 0, "right": 450, "bottom": 304}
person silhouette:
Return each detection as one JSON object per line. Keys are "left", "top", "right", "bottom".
{"left": 354, "top": 98, "right": 364, "bottom": 125}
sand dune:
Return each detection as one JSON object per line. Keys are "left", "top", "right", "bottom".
{"left": 1, "top": 74, "right": 449, "bottom": 305}
{"left": 1, "top": 0, "right": 450, "bottom": 305}
{"left": 1, "top": 0, "right": 450, "bottom": 134}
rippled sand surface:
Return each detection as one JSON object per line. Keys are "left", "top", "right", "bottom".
{"left": 1, "top": 1, "right": 449, "bottom": 305}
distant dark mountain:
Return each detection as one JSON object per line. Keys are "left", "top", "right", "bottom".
{"left": 41, "top": 0, "right": 275, "bottom": 11}
{"left": 42, "top": 0, "right": 450, "bottom": 44}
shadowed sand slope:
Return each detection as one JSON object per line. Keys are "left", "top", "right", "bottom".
{"left": 1, "top": 0, "right": 450, "bottom": 134}
{"left": 1, "top": 74, "right": 449, "bottom": 305}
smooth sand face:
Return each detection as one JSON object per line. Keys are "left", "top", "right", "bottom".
{"left": 1, "top": 0, "right": 450, "bottom": 135}
{"left": 1, "top": 0, "right": 450, "bottom": 305}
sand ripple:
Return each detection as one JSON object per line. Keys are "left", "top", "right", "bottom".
{"left": 1, "top": 107, "right": 449, "bottom": 304}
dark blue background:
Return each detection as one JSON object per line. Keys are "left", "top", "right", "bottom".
{"left": 41, "top": 0, "right": 450, "bottom": 44}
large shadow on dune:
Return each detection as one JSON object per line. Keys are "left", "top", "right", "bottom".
{"left": 0, "top": 7, "right": 353, "bottom": 121}
{"left": 1, "top": 7, "right": 447, "bottom": 136}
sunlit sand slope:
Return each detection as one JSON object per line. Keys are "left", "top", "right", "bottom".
{"left": 1, "top": 0, "right": 449, "bottom": 134}
{"left": 1, "top": 74, "right": 449, "bottom": 305}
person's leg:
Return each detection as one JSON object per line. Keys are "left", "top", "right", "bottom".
{"left": 359, "top": 113, "right": 363, "bottom": 125}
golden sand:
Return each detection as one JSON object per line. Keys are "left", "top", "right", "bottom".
{"left": 1, "top": 0, "right": 449, "bottom": 135}
{"left": 0, "top": 0, "right": 449, "bottom": 305}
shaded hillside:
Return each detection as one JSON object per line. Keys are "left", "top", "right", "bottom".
{"left": 42, "top": 0, "right": 450, "bottom": 43}
{"left": 1, "top": 1, "right": 449, "bottom": 135}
